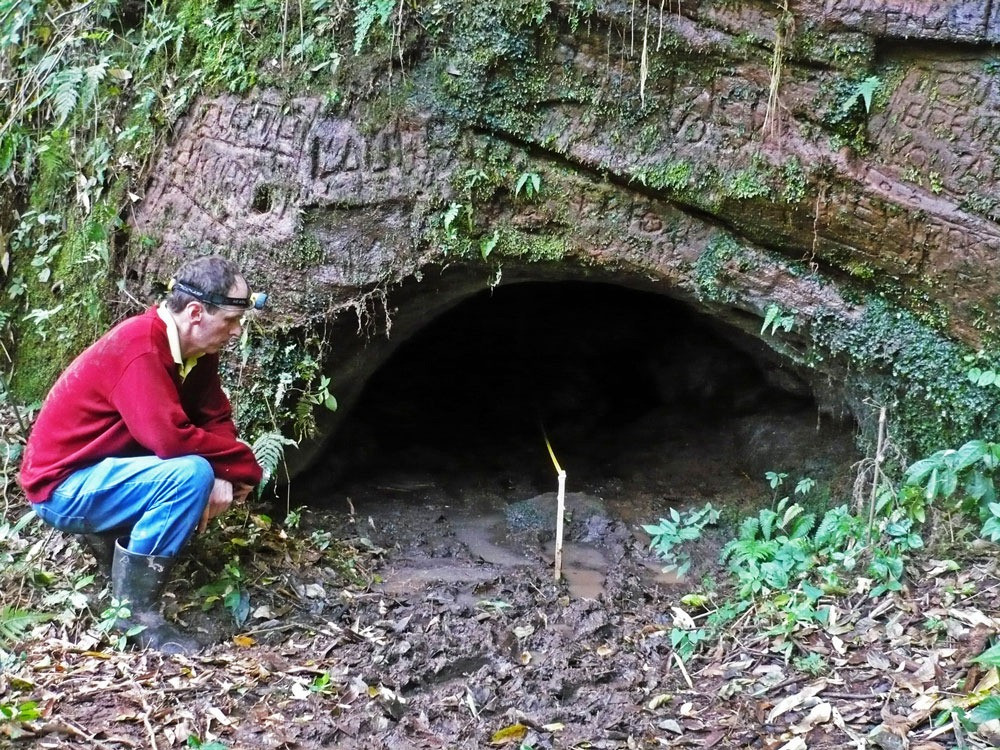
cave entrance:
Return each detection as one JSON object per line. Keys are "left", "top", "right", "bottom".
{"left": 321, "top": 280, "right": 858, "bottom": 511}
{"left": 301, "top": 279, "right": 859, "bottom": 595}
{"left": 306, "top": 279, "right": 859, "bottom": 595}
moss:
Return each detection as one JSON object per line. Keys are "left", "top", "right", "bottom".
{"left": 809, "top": 298, "right": 1000, "bottom": 457}
{"left": 780, "top": 157, "right": 808, "bottom": 204}
{"left": 693, "top": 232, "right": 746, "bottom": 304}
{"left": 723, "top": 164, "right": 774, "bottom": 201}
{"left": 631, "top": 160, "right": 694, "bottom": 195}
{"left": 690, "top": 231, "right": 997, "bottom": 458}
{"left": 495, "top": 227, "right": 567, "bottom": 262}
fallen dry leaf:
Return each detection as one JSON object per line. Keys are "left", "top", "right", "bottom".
{"left": 767, "top": 680, "right": 828, "bottom": 723}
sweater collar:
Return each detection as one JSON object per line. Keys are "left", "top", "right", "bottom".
{"left": 156, "top": 304, "right": 201, "bottom": 380}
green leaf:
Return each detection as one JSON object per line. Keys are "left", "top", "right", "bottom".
{"left": 352, "top": 0, "right": 394, "bottom": 54}
{"left": 981, "top": 516, "right": 1000, "bottom": 542}
{"left": 251, "top": 431, "right": 297, "bottom": 486}
{"left": 841, "top": 75, "right": 881, "bottom": 114}
{"left": 939, "top": 468, "right": 959, "bottom": 499}
{"left": 969, "top": 695, "right": 1000, "bottom": 724}
{"left": 0, "top": 606, "right": 52, "bottom": 644}
{"left": 480, "top": 229, "right": 499, "bottom": 259}
{"left": 954, "top": 440, "right": 988, "bottom": 470}
{"left": 49, "top": 66, "right": 84, "bottom": 126}
{"left": 903, "top": 455, "right": 944, "bottom": 487}
{"left": 925, "top": 467, "right": 939, "bottom": 500}
{"left": 971, "top": 642, "right": 1000, "bottom": 666}
{"left": 442, "top": 201, "right": 462, "bottom": 230}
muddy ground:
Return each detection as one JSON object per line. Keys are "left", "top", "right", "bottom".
{"left": 4, "top": 406, "right": 1000, "bottom": 749}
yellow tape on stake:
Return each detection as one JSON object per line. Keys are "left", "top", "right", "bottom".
{"left": 543, "top": 429, "right": 563, "bottom": 475}
{"left": 541, "top": 426, "right": 567, "bottom": 582}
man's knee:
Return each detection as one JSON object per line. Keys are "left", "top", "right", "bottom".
{"left": 163, "top": 456, "right": 214, "bottom": 496}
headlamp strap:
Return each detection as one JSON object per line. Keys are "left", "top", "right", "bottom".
{"left": 170, "top": 278, "right": 252, "bottom": 309}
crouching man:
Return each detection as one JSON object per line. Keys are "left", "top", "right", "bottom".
{"left": 18, "top": 255, "right": 264, "bottom": 654}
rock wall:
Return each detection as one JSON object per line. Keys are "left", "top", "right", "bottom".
{"left": 127, "top": 0, "right": 1000, "bottom": 459}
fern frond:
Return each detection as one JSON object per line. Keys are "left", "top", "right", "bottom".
{"left": 82, "top": 58, "right": 109, "bottom": 107}
{"left": 814, "top": 505, "right": 850, "bottom": 547}
{"left": 353, "top": 0, "right": 395, "bottom": 54}
{"left": 758, "top": 508, "right": 778, "bottom": 541}
{"left": 789, "top": 512, "right": 816, "bottom": 539}
{"left": 0, "top": 606, "right": 52, "bottom": 645}
{"left": 738, "top": 516, "right": 760, "bottom": 541}
{"left": 49, "top": 66, "right": 84, "bottom": 126}
{"left": 252, "top": 430, "right": 297, "bottom": 484}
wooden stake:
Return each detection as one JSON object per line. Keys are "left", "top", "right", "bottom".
{"left": 555, "top": 469, "right": 566, "bottom": 582}
{"left": 543, "top": 429, "right": 567, "bottom": 582}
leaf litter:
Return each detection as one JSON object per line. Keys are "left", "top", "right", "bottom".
{"left": 3, "top": 495, "right": 1000, "bottom": 750}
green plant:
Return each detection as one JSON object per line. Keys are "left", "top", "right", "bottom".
{"left": 310, "top": 671, "right": 338, "bottom": 695}
{"left": 353, "top": 0, "right": 395, "bottom": 55}
{"left": 480, "top": 229, "right": 500, "bottom": 260}
{"left": 197, "top": 558, "right": 250, "bottom": 627}
{"left": 643, "top": 503, "right": 720, "bottom": 576}
{"left": 793, "top": 651, "right": 828, "bottom": 676}
{"left": 721, "top": 497, "right": 818, "bottom": 598}
{"left": 0, "top": 606, "right": 52, "bottom": 646}
{"left": 96, "top": 598, "right": 143, "bottom": 651}
{"left": 0, "top": 699, "right": 42, "bottom": 733}
{"left": 902, "top": 439, "right": 1000, "bottom": 540}
{"left": 964, "top": 351, "right": 1000, "bottom": 389}
{"left": 514, "top": 171, "right": 541, "bottom": 200}
{"left": 187, "top": 736, "right": 229, "bottom": 750}
{"left": 251, "top": 430, "right": 298, "bottom": 493}
{"left": 840, "top": 75, "right": 881, "bottom": 115}
{"left": 669, "top": 625, "right": 710, "bottom": 660}
{"left": 821, "top": 74, "right": 882, "bottom": 152}
{"left": 761, "top": 304, "right": 795, "bottom": 336}
{"left": 630, "top": 160, "right": 693, "bottom": 193}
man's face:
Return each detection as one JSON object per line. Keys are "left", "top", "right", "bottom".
{"left": 192, "top": 277, "right": 249, "bottom": 355}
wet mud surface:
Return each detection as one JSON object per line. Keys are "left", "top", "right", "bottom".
{"left": 7, "top": 406, "right": 897, "bottom": 750}
{"left": 214, "top": 405, "right": 860, "bottom": 748}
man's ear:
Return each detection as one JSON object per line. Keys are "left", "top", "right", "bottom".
{"left": 186, "top": 301, "right": 204, "bottom": 323}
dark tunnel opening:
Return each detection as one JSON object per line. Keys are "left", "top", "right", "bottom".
{"left": 322, "top": 281, "right": 859, "bottom": 502}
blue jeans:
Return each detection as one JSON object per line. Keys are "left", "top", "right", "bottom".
{"left": 34, "top": 455, "right": 214, "bottom": 557}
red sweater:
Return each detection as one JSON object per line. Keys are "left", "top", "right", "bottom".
{"left": 19, "top": 307, "right": 262, "bottom": 502}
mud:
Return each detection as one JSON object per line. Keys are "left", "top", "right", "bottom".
{"left": 6, "top": 404, "right": 863, "bottom": 749}
{"left": 226, "top": 404, "right": 859, "bottom": 748}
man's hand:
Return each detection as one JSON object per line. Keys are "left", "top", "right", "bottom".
{"left": 199, "top": 478, "right": 234, "bottom": 533}
{"left": 233, "top": 483, "right": 254, "bottom": 504}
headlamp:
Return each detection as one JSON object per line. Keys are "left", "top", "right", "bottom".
{"left": 169, "top": 278, "right": 268, "bottom": 310}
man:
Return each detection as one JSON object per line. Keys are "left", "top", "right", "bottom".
{"left": 19, "top": 255, "right": 264, "bottom": 654}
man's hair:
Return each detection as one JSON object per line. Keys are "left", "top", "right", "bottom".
{"left": 166, "top": 255, "right": 243, "bottom": 313}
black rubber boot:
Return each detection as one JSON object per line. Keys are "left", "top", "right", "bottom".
{"left": 80, "top": 532, "right": 123, "bottom": 576}
{"left": 110, "top": 539, "right": 202, "bottom": 655}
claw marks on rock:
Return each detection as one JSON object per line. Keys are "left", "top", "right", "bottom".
{"left": 135, "top": 93, "right": 443, "bottom": 252}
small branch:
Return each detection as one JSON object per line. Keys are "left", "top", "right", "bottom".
{"left": 672, "top": 651, "right": 694, "bottom": 689}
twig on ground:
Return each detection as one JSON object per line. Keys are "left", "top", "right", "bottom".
{"left": 673, "top": 651, "right": 694, "bottom": 689}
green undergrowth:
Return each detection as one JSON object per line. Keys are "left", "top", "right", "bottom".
{"left": 692, "top": 229, "right": 1000, "bottom": 459}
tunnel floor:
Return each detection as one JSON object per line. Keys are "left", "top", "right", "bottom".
{"left": 314, "top": 280, "right": 859, "bottom": 596}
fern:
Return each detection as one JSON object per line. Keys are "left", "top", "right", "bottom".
{"left": 251, "top": 430, "right": 297, "bottom": 486}
{"left": 81, "top": 58, "right": 109, "bottom": 109}
{"left": 353, "top": 0, "right": 395, "bottom": 55}
{"left": 49, "top": 66, "right": 84, "bottom": 126}
{"left": 813, "top": 505, "right": 852, "bottom": 548}
{"left": 758, "top": 508, "right": 778, "bottom": 541}
{"left": 737, "top": 516, "right": 760, "bottom": 541}
{"left": 721, "top": 538, "right": 776, "bottom": 568}
{"left": 0, "top": 606, "right": 52, "bottom": 645}
{"left": 789, "top": 511, "right": 816, "bottom": 539}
